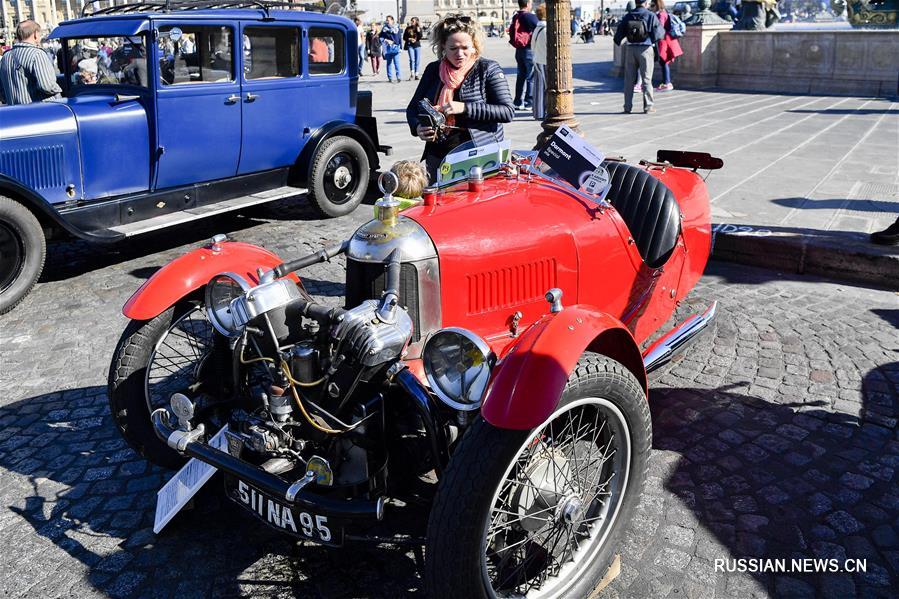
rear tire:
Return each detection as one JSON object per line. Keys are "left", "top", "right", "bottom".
{"left": 307, "top": 136, "right": 370, "bottom": 218}
{"left": 0, "top": 196, "right": 46, "bottom": 315}
{"left": 425, "top": 353, "right": 651, "bottom": 598}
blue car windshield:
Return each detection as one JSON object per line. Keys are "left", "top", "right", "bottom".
{"left": 63, "top": 35, "right": 149, "bottom": 90}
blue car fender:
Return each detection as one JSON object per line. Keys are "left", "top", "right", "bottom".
{"left": 293, "top": 121, "right": 380, "bottom": 186}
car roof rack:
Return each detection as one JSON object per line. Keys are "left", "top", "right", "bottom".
{"left": 80, "top": 0, "right": 341, "bottom": 19}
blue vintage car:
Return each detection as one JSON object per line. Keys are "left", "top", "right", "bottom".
{"left": 0, "top": 1, "right": 388, "bottom": 313}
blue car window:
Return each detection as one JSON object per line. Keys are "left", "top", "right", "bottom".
{"left": 64, "top": 35, "right": 149, "bottom": 89}
{"left": 244, "top": 27, "right": 299, "bottom": 80}
{"left": 308, "top": 27, "right": 344, "bottom": 76}
{"left": 158, "top": 25, "right": 233, "bottom": 85}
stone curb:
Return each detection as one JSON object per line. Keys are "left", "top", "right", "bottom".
{"left": 710, "top": 224, "right": 899, "bottom": 291}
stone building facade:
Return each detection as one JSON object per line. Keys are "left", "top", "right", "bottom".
{"left": 1, "top": 0, "right": 82, "bottom": 33}
{"left": 433, "top": 0, "right": 518, "bottom": 22}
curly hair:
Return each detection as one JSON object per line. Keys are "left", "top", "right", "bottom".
{"left": 429, "top": 14, "right": 486, "bottom": 60}
{"left": 391, "top": 160, "right": 429, "bottom": 199}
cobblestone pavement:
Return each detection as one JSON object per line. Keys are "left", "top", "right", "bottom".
{"left": 0, "top": 193, "right": 897, "bottom": 597}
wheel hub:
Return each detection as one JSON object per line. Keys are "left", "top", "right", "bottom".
{"left": 333, "top": 166, "right": 352, "bottom": 189}
{"left": 559, "top": 495, "right": 585, "bottom": 526}
{"left": 512, "top": 449, "right": 573, "bottom": 532}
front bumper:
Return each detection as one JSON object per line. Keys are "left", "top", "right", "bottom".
{"left": 150, "top": 409, "right": 385, "bottom": 522}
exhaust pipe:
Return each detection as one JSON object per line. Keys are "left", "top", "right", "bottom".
{"left": 643, "top": 301, "right": 718, "bottom": 374}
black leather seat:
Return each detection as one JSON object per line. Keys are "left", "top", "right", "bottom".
{"left": 602, "top": 160, "right": 681, "bottom": 268}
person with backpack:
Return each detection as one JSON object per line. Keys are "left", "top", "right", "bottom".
{"left": 651, "top": 0, "right": 684, "bottom": 91}
{"left": 508, "top": 0, "right": 539, "bottom": 110}
{"left": 613, "top": 0, "right": 665, "bottom": 114}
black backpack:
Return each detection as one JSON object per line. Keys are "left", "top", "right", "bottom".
{"left": 625, "top": 18, "right": 648, "bottom": 44}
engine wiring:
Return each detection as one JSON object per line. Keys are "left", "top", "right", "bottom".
{"left": 281, "top": 363, "right": 327, "bottom": 388}
{"left": 280, "top": 361, "right": 371, "bottom": 435}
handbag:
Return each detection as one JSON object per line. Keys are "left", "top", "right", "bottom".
{"left": 382, "top": 28, "right": 400, "bottom": 57}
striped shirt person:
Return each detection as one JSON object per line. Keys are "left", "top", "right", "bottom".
{"left": 0, "top": 21, "right": 62, "bottom": 106}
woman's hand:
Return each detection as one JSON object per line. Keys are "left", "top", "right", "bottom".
{"left": 439, "top": 101, "right": 466, "bottom": 116}
{"left": 417, "top": 124, "right": 437, "bottom": 142}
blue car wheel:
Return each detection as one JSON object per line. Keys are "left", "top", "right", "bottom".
{"left": 308, "top": 136, "right": 370, "bottom": 218}
{"left": 0, "top": 197, "right": 46, "bottom": 314}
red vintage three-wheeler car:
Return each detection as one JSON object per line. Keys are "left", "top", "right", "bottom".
{"left": 108, "top": 142, "right": 720, "bottom": 598}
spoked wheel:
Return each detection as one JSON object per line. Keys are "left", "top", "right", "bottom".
{"left": 426, "top": 354, "right": 651, "bottom": 599}
{"left": 308, "top": 135, "right": 370, "bottom": 218}
{"left": 108, "top": 301, "right": 224, "bottom": 469}
{"left": 144, "top": 303, "right": 216, "bottom": 413}
{"left": 482, "top": 397, "right": 630, "bottom": 597}
{"left": 0, "top": 197, "right": 46, "bottom": 314}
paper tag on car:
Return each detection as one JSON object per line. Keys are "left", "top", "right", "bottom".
{"left": 153, "top": 424, "right": 229, "bottom": 534}
{"left": 536, "top": 125, "right": 606, "bottom": 190}
{"left": 583, "top": 165, "right": 611, "bottom": 200}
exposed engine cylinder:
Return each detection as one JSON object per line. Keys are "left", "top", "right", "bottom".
{"left": 346, "top": 216, "right": 441, "bottom": 357}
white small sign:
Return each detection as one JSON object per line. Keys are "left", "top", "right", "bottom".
{"left": 584, "top": 165, "right": 611, "bottom": 200}
{"left": 153, "top": 424, "right": 230, "bottom": 534}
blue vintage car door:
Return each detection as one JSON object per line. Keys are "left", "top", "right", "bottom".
{"left": 153, "top": 21, "right": 242, "bottom": 189}
{"left": 236, "top": 22, "right": 308, "bottom": 174}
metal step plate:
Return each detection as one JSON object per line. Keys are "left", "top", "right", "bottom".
{"left": 109, "top": 186, "right": 305, "bottom": 237}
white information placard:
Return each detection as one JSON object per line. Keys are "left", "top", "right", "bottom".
{"left": 153, "top": 424, "right": 230, "bottom": 534}
{"left": 536, "top": 125, "right": 606, "bottom": 192}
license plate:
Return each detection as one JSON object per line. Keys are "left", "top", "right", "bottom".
{"left": 224, "top": 475, "right": 343, "bottom": 546}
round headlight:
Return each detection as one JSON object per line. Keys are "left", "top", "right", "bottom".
{"left": 423, "top": 328, "right": 495, "bottom": 411}
{"left": 205, "top": 272, "right": 252, "bottom": 337}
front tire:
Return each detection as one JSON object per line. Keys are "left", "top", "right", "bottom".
{"left": 0, "top": 196, "right": 46, "bottom": 314}
{"left": 307, "top": 136, "right": 370, "bottom": 218}
{"left": 425, "top": 353, "right": 651, "bottom": 599}
{"left": 108, "top": 301, "right": 218, "bottom": 469}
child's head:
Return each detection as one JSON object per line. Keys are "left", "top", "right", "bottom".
{"left": 390, "top": 160, "right": 429, "bottom": 199}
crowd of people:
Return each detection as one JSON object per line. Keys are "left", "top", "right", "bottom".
{"left": 356, "top": 15, "right": 429, "bottom": 82}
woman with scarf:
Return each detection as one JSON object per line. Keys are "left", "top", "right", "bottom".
{"left": 405, "top": 14, "right": 515, "bottom": 182}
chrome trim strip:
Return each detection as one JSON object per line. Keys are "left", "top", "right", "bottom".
{"left": 642, "top": 301, "right": 718, "bottom": 374}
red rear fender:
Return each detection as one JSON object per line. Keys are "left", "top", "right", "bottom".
{"left": 481, "top": 305, "right": 647, "bottom": 431}
{"left": 123, "top": 241, "right": 298, "bottom": 321}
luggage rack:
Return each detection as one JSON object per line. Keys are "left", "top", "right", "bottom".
{"left": 80, "top": 0, "right": 341, "bottom": 18}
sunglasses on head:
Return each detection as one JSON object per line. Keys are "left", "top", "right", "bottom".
{"left": 443, "top": 14, "right": 473, "bottom": 25}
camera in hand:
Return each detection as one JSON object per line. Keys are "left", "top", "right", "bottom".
{"left": 417, "top": 99, "right": 448, "bottom": 143}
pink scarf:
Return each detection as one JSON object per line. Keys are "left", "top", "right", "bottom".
{"left": 438, "top": 55, "right": 477, "bottom": 125}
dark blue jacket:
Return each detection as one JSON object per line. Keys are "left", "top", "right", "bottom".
{"left": 406, "top": 57, "right": 515, "bottom": 160}
{"left": 379, "top": 23, "right": 402, "bottom": 53}
{"left": 613, "top": 7, "right": 665, "bottom": 47}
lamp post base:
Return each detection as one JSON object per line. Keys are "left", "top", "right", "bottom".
{"left": 537, "top": 113, "right": 580, "bottom": 148}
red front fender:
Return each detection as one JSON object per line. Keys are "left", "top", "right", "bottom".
{"left": 123, "top": 241, "right": 297, "bottom": 321}
{"left": 481, "top": 305, "right": 648, "bottom": 430}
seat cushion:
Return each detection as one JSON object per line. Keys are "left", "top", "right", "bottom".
{"left": 602, "top": 161, "right": 681, "bottom": 268}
